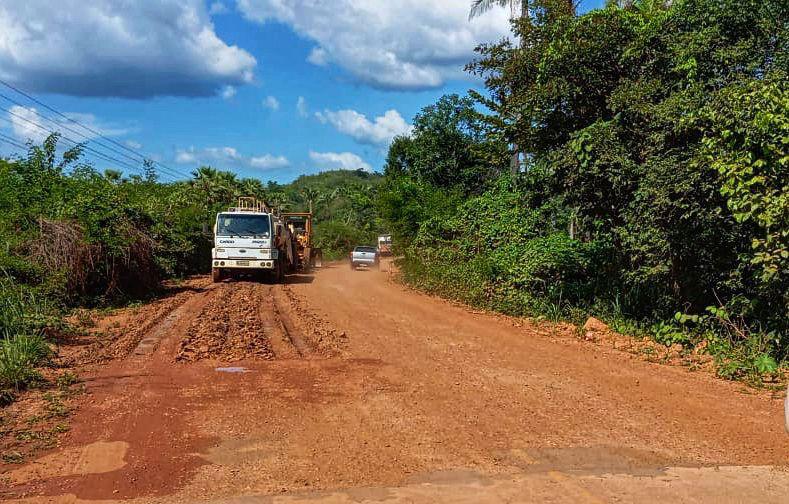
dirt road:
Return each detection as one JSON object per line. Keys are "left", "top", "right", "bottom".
{"left": 3, "top": 263, "right": 789, "bottom": 502}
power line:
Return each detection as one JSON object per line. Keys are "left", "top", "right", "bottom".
{"left": 0, "top": 99, "right": 187, "bottom": 180}
{"left": 0, "top": 89, "right": 151, "bottom": 168}
{"left": 0, "top": 91, "right": 187, "bottom": 180}
{"left": 0, "top": 111, "right": 145, "bottom": 174}
{"left": 0, "top": 79, "right": 190, "bottom": 180}
{"left": 0, "top": 132, "right": 30, "bottom": 152}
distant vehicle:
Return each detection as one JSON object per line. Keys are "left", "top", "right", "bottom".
{"left": 211, "top": 198, "right": 321, "bottom": 283}
{"left": 350, "top": 246, "right": 379, "bottom": 270}
{"left": 377, "top": 234, "right": 393, "bottom": 256}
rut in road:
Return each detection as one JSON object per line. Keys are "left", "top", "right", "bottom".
{"left": 176, "top": 281, "right": 321, "bottom": 362}
{"left": 177, "top": 282, "right": 274, "bottom": 362}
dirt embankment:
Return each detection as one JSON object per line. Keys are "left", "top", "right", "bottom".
{"left": 2, "top": 263, "right": 788, "bottom": 503}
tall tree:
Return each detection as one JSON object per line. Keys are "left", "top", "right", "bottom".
{"left": 469, "top": 0, "right": 525, "bottom": 20}
{"left": 469, "top": 0, "right": 529, "bottom": 174}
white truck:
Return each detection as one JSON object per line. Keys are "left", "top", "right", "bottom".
{"left": 377, "top": 234, "right": 393, "bottom": 256}
{"left": 211, "top": 198, "right": 294, "bottom": 283}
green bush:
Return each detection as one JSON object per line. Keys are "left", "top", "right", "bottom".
{"left": 0, "top": 280, "right": 57, "bottom": 338}
{"left": 382, "top": 0, "right": 788, "bottom": 381}
{"left": 0, "top": 334, "right": 52, "bottom": 390}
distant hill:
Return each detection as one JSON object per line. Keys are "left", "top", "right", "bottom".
{"left": 284, "top": 169, "right": 382, "bottom": 193}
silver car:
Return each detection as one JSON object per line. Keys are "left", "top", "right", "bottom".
{"left": 350, "top": 246, "right": 379, "bottom": 270}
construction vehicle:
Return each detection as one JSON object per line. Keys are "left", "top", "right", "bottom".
{"left": 281, "top": 212, "right": 322, "bottom": 272}
{"left": 211, "top": 197, "right": 295, "bottom": 283}
{"left": 377, "top": 234, "right": 393, "bottom": 256}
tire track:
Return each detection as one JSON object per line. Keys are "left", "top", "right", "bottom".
{"left": 271, "top": 285, "right": 311, "bottom": 358}
{"left": 257, "top": 285, "right": 304, "bottom": 359}
{"left": 277, "top": 284, "right": 347, "bottom": 356}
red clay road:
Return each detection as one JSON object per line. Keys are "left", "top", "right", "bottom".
{"left": 3, "top": 261, "right": 788, "bottom": 503}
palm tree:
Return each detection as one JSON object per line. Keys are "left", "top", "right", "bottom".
{"left": 469, "top": 0, "right": 525, "bottom": 20}
{"left": 299, "top": 187, "right": 323, "bottom": 214}
{"left": 469, "top": 1, "right": 529, "bottom": 175}
{"left": 240, "top": 178, "right": 266, "bottom": 200}
{"left": 191, "top": 166, "right": 231, "bottom": 207}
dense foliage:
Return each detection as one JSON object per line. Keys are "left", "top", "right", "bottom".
{"left": 268, "top": 170, "right": 384, "bottom": 258}
{"left": 381, "top": 0, "right": 788, "bottom": 380}
{"left": 0, "top": 138, "right": 381, "bottom": 395}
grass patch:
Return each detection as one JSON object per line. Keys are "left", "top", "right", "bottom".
{"left": 0, "top": 334, "right": 52, "bottom": 391}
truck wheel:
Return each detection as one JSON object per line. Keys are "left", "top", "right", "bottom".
{"left": 212, "top": 268, "right": 223, "bottom": 283}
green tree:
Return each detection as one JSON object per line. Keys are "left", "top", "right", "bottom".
{"left": 384, "top": 94, "right": 507, "bottom": 193}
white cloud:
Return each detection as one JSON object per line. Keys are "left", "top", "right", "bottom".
{"left": 297, "top": 96, "right": 308, "bottom": 118}
{"left": 209, "top": 2, "right": 229, "bottom": 15}
{"left": 263, "top": 95, "right": 280, "bottom": 111}
{"left": 309, "top": 150, "right": 372, "bottom": 172}
{"left": 7, "top": 105, "right": 131, "bottom": 144}
{"left": 208, "top": 146, "right": 241, "bottom": 160}
{"left": 175, "top": 146, "right": 240, "bottom": 165}
{"left": 307, "top": 47, "right": 328, "bottom": 66}
{"left": 175, "top": 145, "right": 288, "bottom": 170}
{"left": 236, "top": 0, "right": 509, "bottom": 90}
{"left": 220, "top": 85, "right": 237, "bottom": 100}
{"left": 250, "top": 154, "right": 290, "bottom": 169}
{"left": 175, "top": 149, "right": 198, "bottom": 164}
{"left": 316, "top": 108, "right": 411, "bottom": 147}
{"left": 7, "top": 106, "right": 47, "bottom": 144}
{"left": 125, "top": 140, "right": 143, "bottom": 149}
{"left": 0, "top": 0, "right": 257, "bottom": 98}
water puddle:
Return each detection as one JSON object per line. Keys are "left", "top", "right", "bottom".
{"left": 215, "top": 367, "right": 252, "bottom": 373}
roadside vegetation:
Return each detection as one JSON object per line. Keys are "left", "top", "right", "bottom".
{"left": 0, "top": 0, "right": 784, "bottom": 404}
{"left": 379, "top": 0, "right": 787, "bottom": 383}
{"left": 0, "top": 139, "right": 378, "bottom": 400}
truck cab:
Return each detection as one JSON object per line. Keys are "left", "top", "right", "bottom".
{"left": 212, "top": 198, "right": 291, "bottom": 283}
{"left": 377, "top": 234, "right": 393, "bottom": 256}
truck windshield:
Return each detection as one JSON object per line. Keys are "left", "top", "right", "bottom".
{"left": 216, "top": 214, "right": 270, "bottom": 237}
{"left": 355, "top": 247, "right": 377, "bottom": 253}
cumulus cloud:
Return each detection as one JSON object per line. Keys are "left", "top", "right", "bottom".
{"left": 209, "top": 2, "right": 229, "bottom": 15}
{"left": 316, "top": 108, "right": 411, "bottom": 147}
{"left": 309, "top": 150, "right": 371, "bottom": 172}
{"left": 296, "top": 96, "right": 308, "bottom": 118}
{"left": 250, "top": 154, "right": 290, "bottom": 169}
{"left": 125, "top": 140, "right": 143, "bottom": 150}
{"left": 176, "top": 146, "right": 238, "bottom": 165}
{"left": 6, "top": 105, "right": 130, "bottom": 144}
{"left": 175, "top": 146, "right": 289, "bottom": 170}
{"left": 307, "top": 47, "right": 329, "bottom": 66}
{"left": 236, "top": 0, "right": 509, "bottom": 90}
{"left": 263, "top": 96, "right": 280, "bottom": 111}
{"left": 0, "top": 0, "right": 257, "bottom": 98}
{"left": 175, "top": 150, "right": 198, "bottom": 164}
{"left": 7, "top": 106, "right": 48, "bottom": 144}
{"left": 220, "top": 85, "right": 237, "bottom": 100}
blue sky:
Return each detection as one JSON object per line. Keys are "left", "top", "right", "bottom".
{"left": 0, "top": 0, "right": 605, "bottom": 183}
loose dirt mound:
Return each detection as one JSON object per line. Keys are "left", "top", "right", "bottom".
{"left": 177, "top": 283, "right": 274, "bottom": 362}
